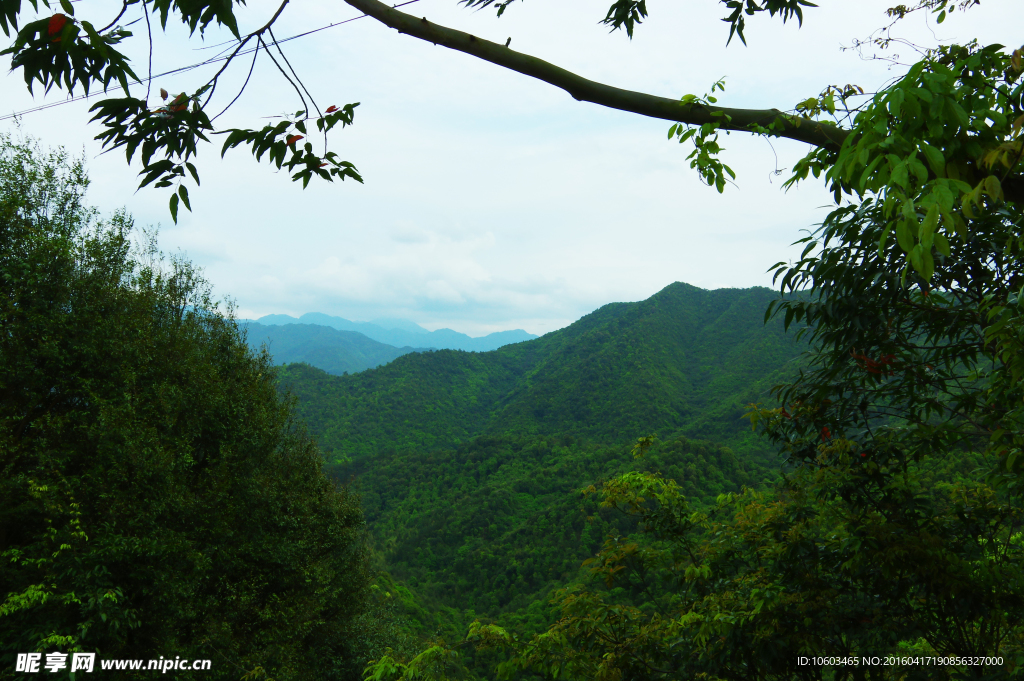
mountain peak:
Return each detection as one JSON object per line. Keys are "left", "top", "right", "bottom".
{"left": 279, "top": 284, "right": 803, "bottom": 460}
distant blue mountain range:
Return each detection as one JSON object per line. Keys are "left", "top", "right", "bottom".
{"left": 240, "top": 322, "right": 426, "bottom": 375}
{"left": 243, "top": 312, "right": 538, "bottom": 352}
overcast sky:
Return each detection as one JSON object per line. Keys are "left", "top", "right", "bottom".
{"left": 3, "top": 0, "right": 1022, "bottom": 335}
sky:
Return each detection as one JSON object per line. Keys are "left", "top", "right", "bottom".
{"left": 3, "top": 0, "right": 1023, "bottom": 336}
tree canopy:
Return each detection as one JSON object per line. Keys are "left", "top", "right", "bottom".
{"left": 0, "top": 135, "right": 378, "bottom": 680}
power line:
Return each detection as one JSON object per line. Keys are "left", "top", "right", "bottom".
{"left": 0, "top": 0, "right": 420, "bottom": 122}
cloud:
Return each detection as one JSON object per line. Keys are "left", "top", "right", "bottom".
{"left": 389, "top": 222, "right": 432, "bottom": 244}
{"left": 3, "top": 0, "right": 1022, "bottom": 336}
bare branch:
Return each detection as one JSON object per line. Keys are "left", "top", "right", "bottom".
{"left": 341, "top": 0, "right": 850, "bottom": 151}
{"left": 268, "top": 26, "right": 321, "bottom": 119}
{"left": 100, "top": 0, "right": 133, "bottom": 33}
{"left": 259, "top": 0, "right": 291, "bottom": 35}
{"left": 259, "top": 35, "right": 308, "bottom": 115}
{"left": 201, "top": 35, "right": 256, "bottom": 108}
{"left": 211, "top": 39, "right": 260, "bottom": 122}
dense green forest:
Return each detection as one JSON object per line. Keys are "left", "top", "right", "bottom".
{"left": 280, "top": 283, "right": 806, "bottom": 464}
{"left": 353, "top": 34, "right": 1024, "bottom": 679}
{"left": 333, "top": 434, "right": 774, "bottom": 640}
{"left": 0, "top": 139, "right": 390, "bottom": 680}
{"left": 269, "top": 283, "right": 811, "bottom": 651}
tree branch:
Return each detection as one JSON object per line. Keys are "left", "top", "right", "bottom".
{"left": 341, "top": 0, "right": 850, "bottom": 151}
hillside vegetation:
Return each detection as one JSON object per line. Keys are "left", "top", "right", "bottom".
{"left": 269, "top": 283, "right": 807, "bottom": 648}
{"left": 280, "top": 283, "right": 806, "bottom": 463}
{"left": 331, "top": 434, "right": 774, "bottom": 639}
{"left": 0, "top": 139, "right": 376, "bottom": 680}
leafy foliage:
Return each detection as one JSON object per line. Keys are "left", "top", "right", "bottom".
{"left": 90, "top": 89, "right": 212, "bottom": 221}
{"left": 2, "top": 0, "right": 968, "bottom": 224}
{"left": 485, "top": 455, "right": 1024, "bottom": 680}
{"left": 218, "top": 105, "right": 363, "bottom": 189}
{"left": 0, "top": 136, "right": 374, "bottom": 680}
{"left": 667, "top": 78, "right": 736, "bottom": 193}
{"left": 3, "top": 0, "right": 363, "bottom": 222}
{"left": 460, "top": 0, "right": 815, "bottom": 43}
{"left": 719, "top": 0, "right": 816, "bottom": 46}
{"left": 367, "top": 446, "right": 1021, "bottom": 680}
{"left": 334, "top": 434, "right": 771, "bottom": 620}
{"left": 1, "top": 8, "right": 136, "bottom": 94}
{"left": 344, "top": 433, "right": 775, "bottom": 681}
{"left": 787, "top": 42, "right": 1024, "bottom": 282}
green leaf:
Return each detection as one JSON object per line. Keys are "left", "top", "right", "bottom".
{"left": 878, "top": 225, "right": 891, "bottom": 256}
{"left": 910, "top": 158, "right": 929, "bottom": 185}
{"left": 921, "top": 244, "right": 934, "bottom": 279}
{"left": 891, "top": 161, "right": 908, "bottom": 190}
{"left": 169, "top": 192, "right": 179, "bottom": 223}
{"left": 947, "top": 98, "right": 970, "bottom": 128}
{"left": 919, "top": 204, "right": 939, "bottom": 249}
{"left": 909, "top": 242, "right": 924, "bottom": 275}
{"left": 59, "top": 0, "right": 74, "bottom": 15}
{"left": 895, "top": 218, "right": 915, "bottom": 253}
{"left": 178, "top": 185, "right": 191, "bottom": 212}
{"left": 185, "top": 162, "right": 200, "bottom": 185}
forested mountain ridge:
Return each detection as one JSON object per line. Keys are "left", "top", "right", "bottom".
{"left": 280, "top": 282, "right": 806, "bottom": 462}
{"left": 241, "top": 321, "right": 428, "bottom": 375}
{"left": 272, "top": 283, "right": 806, "bottom": 644}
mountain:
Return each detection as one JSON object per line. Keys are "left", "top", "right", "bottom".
{"left": 242, "top": 322, "right": 427, "bottom": 375}
{"left": 272, "top": 282, "right": 807, "bottom": 644}
{"left": 248, "top": 312, "right": 537, "bottom": 351}
{"left": 279, "top": 283, "right": 806, "bottom": 462}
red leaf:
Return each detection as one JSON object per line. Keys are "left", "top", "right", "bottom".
{"left": 820, "top": 426, "right": 831, "bottom": 442}
{"left": 168, "top": 94, "right": 188, "bottom": 112}
{"left": 48, "top": 13, "right": 66, "bottom": 36}
{"left": 286, "top": 135, "right": 304, "bottom": 146}
{"left": 325, "top": 105, "right": 338, "bottom": 113}
{"left": 160, "top": 88, "right": 169, "bottom": 100}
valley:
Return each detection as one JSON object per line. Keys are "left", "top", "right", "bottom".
{"left": 261, "top": 282, "right": 809, "bottom": 645}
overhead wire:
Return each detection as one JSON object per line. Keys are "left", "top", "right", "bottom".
{"left": 0, "top": 0, "right": 421, "bottom": 122}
